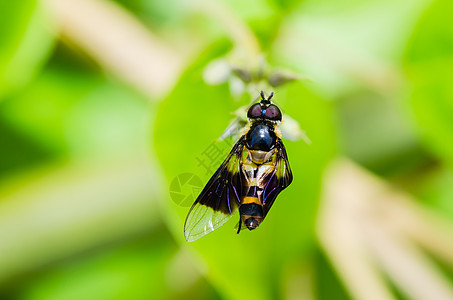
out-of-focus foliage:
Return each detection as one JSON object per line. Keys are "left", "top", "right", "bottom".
{"left": 0, "top": 1, "right": 54, "bottom": 98}
{"left": 404, "top": 0, "right": 453, "bottom": 218}
{"left": 405, "top": 0, "right": 453, "bottom": 166}
{"left": 1, "top": 0, "right": 453, "bottom": 299}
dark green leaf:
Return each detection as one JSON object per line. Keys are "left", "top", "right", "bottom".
{"left": 154, "top": 40, "right": 336, "bottom": 299}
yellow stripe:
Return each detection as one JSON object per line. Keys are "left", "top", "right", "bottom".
{"left": 242, "top": 196, "right": 260, "bottom": 205}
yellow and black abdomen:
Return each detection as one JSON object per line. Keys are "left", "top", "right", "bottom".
{"left": 239, "top": 184, "right": 264, "bottom": 230}
{"left": 238, "top": 144, "right": 277, "bottom": 231}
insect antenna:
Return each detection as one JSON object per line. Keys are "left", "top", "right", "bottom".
{"left": 260, "top": 90, "right": 274, "bottom": 105}
{"left": 268, "top": 92, "right": 274, "bottom": 101}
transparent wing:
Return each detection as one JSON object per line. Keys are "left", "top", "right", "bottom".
{"left": 184, "top": 201, "right": 238, "bottom": 242}
{"left": 261, "top": 139, "right": 293, "bottom": 217}
{"left": 184, "top": 137, "right": 245, "bottom": 242}
{"left": 280, "top": 114, "right": 311, "bottom": 144}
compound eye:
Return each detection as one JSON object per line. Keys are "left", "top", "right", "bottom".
{"left": 264, "top": 104, "right": 282, "bottom": 121}
{"left": 247, "top": 103, "right": 262, "bottom": 119}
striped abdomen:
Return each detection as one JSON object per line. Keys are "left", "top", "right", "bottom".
{"left": 239, "top": 148, "right": 276, "bottom": 230}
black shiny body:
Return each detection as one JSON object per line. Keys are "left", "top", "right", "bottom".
{"left": 245, "top": 122, "right": 277, "bottom": 151}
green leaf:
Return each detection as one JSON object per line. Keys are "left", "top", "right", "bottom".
{"left": 405, "top": 0, "right": 453, "bottom": 167}
{"left": 1, "top": 66, "right": 149, "bottom": 160}
{"left": 20, "top": 235, "right": 176, "bottom": 300}
{"left": 0, "top": 1, "right": 55, "bottom": 98}
{"left": 154, "top": 40, "right": 336, "bottom": 299}
{"left": 270, "top": 0, "right": 305, "bottom": 13}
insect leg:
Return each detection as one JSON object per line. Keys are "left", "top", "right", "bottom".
{"left": 236, "top": 215, "right": 242, "bottom": 234}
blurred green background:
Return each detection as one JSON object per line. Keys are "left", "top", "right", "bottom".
{"left": 2, "top": 0, "right": 453, "bottom": 299}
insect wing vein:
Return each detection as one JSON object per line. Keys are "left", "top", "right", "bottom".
{"left": 184, "top": 137, "right": 245, "bottom": 242}
{"left": 262, "top": 139, "right": 293, "bottom": 216}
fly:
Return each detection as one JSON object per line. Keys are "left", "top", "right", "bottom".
{"left": 184, "top": 91, "right": 293, "bottom": 242}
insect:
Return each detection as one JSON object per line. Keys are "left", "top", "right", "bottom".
{"left": 184, "top": 91, "right": 293, "bottom": 242}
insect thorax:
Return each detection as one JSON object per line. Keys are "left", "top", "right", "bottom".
{"left": 245, "top": 121, "right": 277, "bottom": 152}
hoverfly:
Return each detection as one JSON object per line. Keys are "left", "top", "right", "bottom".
{"left": 184, "top": 91, "right": 293, "bottom": 242}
